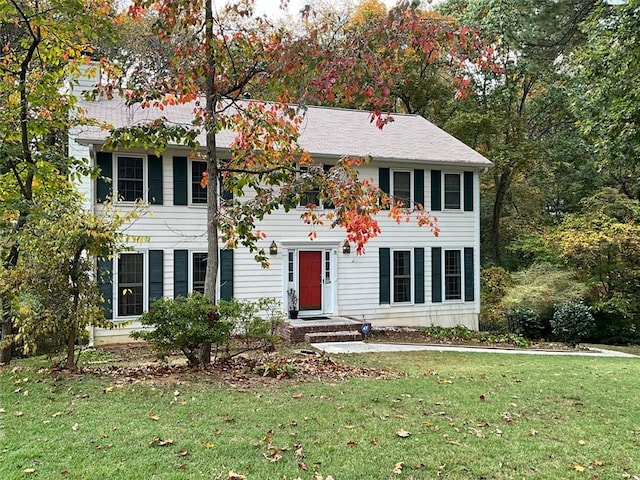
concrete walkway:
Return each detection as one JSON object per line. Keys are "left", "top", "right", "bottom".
{"left": 311, "top": 341, "right": 637, "bottom": 358}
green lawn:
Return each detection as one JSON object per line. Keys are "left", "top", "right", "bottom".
{"left": 1, "top": 351, "right": 639, "bottom": 479}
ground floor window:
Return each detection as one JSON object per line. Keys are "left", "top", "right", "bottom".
{"left": 393, "top": 250, "right": 411, "bottom": 303}
{"left": 118, "top": 253, "right": 144, "bottom": 316}
{"left": 192, "top": 252, "right": 207, "bottom": 294}
{"left": 444, "top": 249, "right": 462, "bottom": 300}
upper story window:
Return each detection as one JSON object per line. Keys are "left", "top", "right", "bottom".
{"left": 191, "top": 161, "right": 208, "bottom": 204}
{"left": 444, "top": 173, "right": 462, "bottom": 210}
{"left": 117, "top": 156, "right": 144, "bottom": 202}
{"left": 299, "top": 164, "right": 334, "bottom": 209}
{"left": 392, "top": 170, "right": 412, "bottom": 207}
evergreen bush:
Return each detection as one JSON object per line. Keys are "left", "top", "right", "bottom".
{"left": 551, "top": 301, "right": 595, "bottom": 347}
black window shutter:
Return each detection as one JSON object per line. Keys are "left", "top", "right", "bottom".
{"left": 149, "top": 250, "right": 164, "bottom": 308}
{"left": 379, "top": 248, "right": 390, "bottom": 304}
{"left": 173, "top": 157, "right": 188, "bottom": 206}
{"left": 414, "top": 169, "right": 424, "bottom": 207}
{"left": 431, "top": 170, "right": 441, "bottom": 211}
{"left": 96, "top": 152, "right": 112, "bottom": 203}
{"left": 414, "top": 247, "right": 425, "bottom": 304}
{"left": 464, "top": 247, "right": 475, "bottom": 301}
{"left": 431, "top": 247, "right": 442, "bottom": 303}
{"left": 148, "top": 155, "right": 163, "bottom": 205}
{"left": 464, "top": 171, "right": 474, "bottom": 212}
{"left": 220, "top": 249, "right": 234, "bottom": 300}
{"left": 379, "top": 167, "right": 390, "bottom": 209}
{"left": 174, "top": 249, "right": 188, "bottom": 298}
{"left": 97, "top": 256, "right": 113, "bottom": 319}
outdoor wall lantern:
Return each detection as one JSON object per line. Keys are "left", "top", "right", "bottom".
{"left": 269, "top": 241, "right": 278, "bottom": 255}
{"left": 342, "top": 240, "right": 351, "bottom": 254}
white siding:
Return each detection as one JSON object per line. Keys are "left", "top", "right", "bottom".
{"left": 88, "top": 150, "right": 482, "bottom": 342}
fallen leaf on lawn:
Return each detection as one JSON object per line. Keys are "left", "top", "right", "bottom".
{"left": 23, "top": 468, "right": 36, "bottom": 474}
{"left": 104, "top": 386, "right": 114, "bottom": 393}
{"left": 578, "top": 440, "right": 586, "bottom": 445}
{"left": 592, "top": 460, "right": 604, "bottom": 467}
{"left": 292, "top": 393, "right": 303, "bottom": 399}
{"left": 178, "top": 450, "right": 189, "bottom": 457}
{"left": 298, "top": 462, "right": 308, "bottom": 471}
{"left": 573, "top": 463, "right": 586, "bottom": 472}
{"left": 204, "top": 442, "right": 215, "bottom": 449}
{"left": 150, "top": 437, "right": 174, "bottom": 447}
{"left": 60, "top": 469, "right": 69, "bottom": 475}
{"left": 177, "top": 463, "right": 187, "bottom": 469}
{"left": 264, "top": 451, "right": 282, "bottom": 462}
{"left": 0, "top": 408, "right": 5, "bottom": 413}
{"left": 530, "top": 429, "right": 538, "bottom": 436}
{"left": 295, "top": 445, "right": 304, "bottom": 458}
{"left": 371, "top": 437, "right": 380, "bottom": 445}
{"left": 227, "top": 471, "right": 247, "bottom": 480}
{"left": 494, "top": 429, "right": 503, "bottom": 435}
{"left": 396, "top": 429, "right": 411, "bottom": 438}
{"left": 416, "top": 463, "right": 426, "bottom": 469}
{"left": 23, "top": 390, "right": 29, "bottom": 397}
{"left": 393, "top": 462, "right": 404, "bottom": 474}
{"left": 15, "top": 411, "right": 23, "bottom": 417}
{"left": 347, "top": 440, "right": 358, "bottom": 447}
{"left": 149, "top": 414, "right": 160, "bottom": 421}
{"left": 72, "top": 423, "right": 79, "bottom": 431}
{"left": 447, "top": 440, "right": 463, "bottom": 446}
{"left": 344, "top": 424, "right": 355, "bottom": 429}
{"left": 51, "top": 412, "right": 63, "bottom": 418}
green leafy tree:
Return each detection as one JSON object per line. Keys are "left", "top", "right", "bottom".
{"left": 0, "top": 193, "right": 145, "bottom": 368}
{"left": 569, "top": 0, "right": 640, "bottom": 200}
{"left": 439, "top": 0, "right": 598, "bottom": 267}
{"left": 548, "top": 189, "right": 640, "bottom": 336}
{"left": 0, "top": 0, "right": 118, "bottom": 364}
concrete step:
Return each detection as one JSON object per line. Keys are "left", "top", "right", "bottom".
{"left": 304, "top": 330, "right": 363, "bottom": 343}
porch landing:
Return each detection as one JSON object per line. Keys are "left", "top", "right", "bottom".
{"left": 280, "top": 316, "right": 366, "bottom": 343}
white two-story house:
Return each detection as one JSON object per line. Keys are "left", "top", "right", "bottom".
{"left": 71, "top": 96, "right": 492, "bottom": 344}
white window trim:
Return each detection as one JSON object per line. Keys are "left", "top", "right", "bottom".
{"left": 391, "top": 169, "right": 413, "bottom": 208}
{"left": 443, "top": 171, "right": 463, "bottom": 211}
{"left": 113, "top": 154, "right": 148, "bottom": 203}
{"left": 114, "top": 251, "right": 148, "bottom": 319}
{"left": 443, "top": 248, "right": 464, "bottom": 302}
{"left": 391, "top": 248, "right": 413, "bottom": 305}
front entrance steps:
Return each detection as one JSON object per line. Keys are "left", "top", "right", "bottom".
{"left": 281, "top": 317, "right": 365, "bottom": 343}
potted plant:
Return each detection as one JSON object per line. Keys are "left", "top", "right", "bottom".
{"left": 287, "top": 288, "right": 299, "bottom": 319}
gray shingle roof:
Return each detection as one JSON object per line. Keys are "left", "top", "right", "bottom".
{"left": 75, "top": 97, "right": 492, "bottom": 167}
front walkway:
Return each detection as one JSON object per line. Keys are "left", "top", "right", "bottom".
{"left": 311, "top": 341, "right": 637, "bottom": 357}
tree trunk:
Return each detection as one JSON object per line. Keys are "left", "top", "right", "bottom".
{"left": 491, "top": 171, "right": 511, "bottom": 266}
{"left": 201, "top": 0, "right": 220, "bottom": 366}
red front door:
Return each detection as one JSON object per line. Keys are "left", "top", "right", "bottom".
{"left": 299, "top": 251, "right": 322, "bottom": 311}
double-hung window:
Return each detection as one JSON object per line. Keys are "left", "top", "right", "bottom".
{"left": 299, "top": 164, "right": 335, "bottom": 209}
{"left": 444, "top": 249, "right": 462, "bottom": 300}
{"left": 392, "top": 171, "right": 412, "bottom": 207}
{"left": 192, "top": 253, "right": 207, "bottom": 294}
{"left": 191, "top": 161, "right": 208, "bottom": 204}
{"left": 444, "top": 173, "right": 462, "bottom": 210}
{"left": 117, "top": 156, "right": 144, "bottom": 202}
{"left": 118, "top": 253, "right": 144, "bottom": 316}
{"left": 393, "top": 250, "right": 412, "bottom": 303}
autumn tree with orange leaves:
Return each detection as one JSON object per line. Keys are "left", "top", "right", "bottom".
{"left": 101, "top": 0, "right": 493, "bottom": 363}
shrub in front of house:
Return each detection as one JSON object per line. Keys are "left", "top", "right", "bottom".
{"left": 131, "top": 293, "right": 232, "bottom": 366}
{"left": 505, "top": 307, "right": 544, "bottom": 339}
{"left": 551, "top": 301, "right": 595, "bottom": 347}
